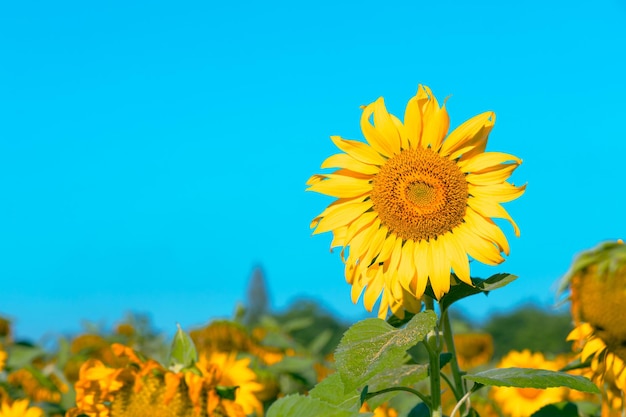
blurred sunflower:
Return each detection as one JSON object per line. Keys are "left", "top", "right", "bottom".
{"left": 359, "top": 402, "right": 398, "bottom": 417}
{"left": 199, "top": 352, "right": 264, "bottom": 416}
{"left": 453, "top": 332, "right": 494, "bottom": 369}
{"left": 0, "top": 399, "right": 43, "bottom": 417}
{"left": 562, "top": 240, "right": 626, "bottom": 410}
{"left": 308, "top": 85, "right": 525, "bottom": 317}
{"left": 0, "top": 346, "right": 6, "bottom": 372}
{"left": 191, "top": 321, "right": 284, "bottom": 366}
{"left": 7, "top": 368, "right": 68, "bottom": 404}
{"left": 65, "top": 343, "right": 246, "bottom": 417}
{"left": 490, "top": 350, "right": 567, "bottom": 417}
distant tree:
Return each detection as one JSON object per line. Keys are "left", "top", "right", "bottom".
{"left": 483, "top": 304, "right": 573, "bottom": 359}
{"left": 243, "top": 266, "right": 270, "bottom": 326}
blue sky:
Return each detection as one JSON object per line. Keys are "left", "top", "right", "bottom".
{"left": 1, "top": 0, "right": 625, "bottom": 340}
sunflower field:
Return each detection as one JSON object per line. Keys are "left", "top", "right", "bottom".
{"left": 2, "top": 87, "right": 625, "bottom": 417}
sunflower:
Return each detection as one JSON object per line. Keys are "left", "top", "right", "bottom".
{"left": 453, "top": 332, "right": 494, "bottom": 369}
{"left": 0, "top": 346, "right": 6, "bottom": 372}
{"left": 307, "top": 85, "right": 525, "bottom": 317}
{"left": 65, "top": 343, "right": 246, "bottom": 417}
{"left": 490, "top": 350, "right": 567, "bottom": 417}
{"left": 562, "top": 240, "right": 626, "bottom": 411}
{"left": 0, "top": 399, "right": 43, "bottom": 417}
{"left": 199, "top": 352, "right": 264, "bottom": 416}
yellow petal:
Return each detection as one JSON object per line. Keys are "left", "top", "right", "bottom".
{"left": 313, "top": 200, "right": 373, "bottom": 235}
{"left": 391, "top": 113, "right": 410, "bottom": 150}
{"left": 455, "top": 225, "right": 504, "bottom": 265}
{"left": 469, "top": 182, "right": 527, "bottom": 203}
{"left": 372, "top": 97, "right": 402, "bottom": 155}
{"left": 458, "top": 152, "right": 522, "bottom": 173}
{"left": 441, "top": 232, "right": 471, "bottom": 285}
{"left": 321, "top": 152, "right": 380, "bottom": 175}
{"left": 419, "top": 86, "right": 450, "bottom": 151}
{"left": 441, "top": 111, "right": 495, "bottom": 158}
{"left": 465, "top": 163, "right": 519, "bottom": 186}
{"left": 403, "top": 89, "right": 424, "bottom": 148}
{"left": 397, "top": 240, "right": 416, "bottom": 290}
{"left": 468, "top": 197, "right": 521, "bottom": 236}
{"left": 428, "top": 238, "right": 452, "bottom": 299}
{"left": 463, "top": 207, "right": 510, "bottom": 255}
{"left": 363, "top": 268, "right": 385, "bottom": 312}
{"left": 359, "top": 101, "right": 396, "bottom": 158}
{"left": 363, "top": 225, "right": 389, "bottom": 265}
{"left": 330, "top": 135, "right": 387, "bottom": 166}
{"left": 413, "top": 240, "right": 430, "bottom": 298}
{"left": 307, "top": 174, "right": 372, "bottom": 198}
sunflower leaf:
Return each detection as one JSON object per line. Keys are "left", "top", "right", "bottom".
{"left": 335, "top": 311, "right": 437, "bottom": 393}
{"left": 167, "top": 324, "right": 198, "bottom": 371}
{"left": 310, "top": 373, "right": 361, "bottom": 410}
{"left": 530, "top": 402, "right": 580, "bottom": 417}
{"left": 464, "top": 368, "right": 600, "bottom": 393}
{"left": 266, "top": 394, "right": 371, "bottom": 417}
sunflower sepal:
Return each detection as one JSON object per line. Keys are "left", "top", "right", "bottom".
{"left": 463, "top": 367, "right": 600, "bottom": 394}
{"left": 428, "top": 273, "right": 518, "bottom": 313}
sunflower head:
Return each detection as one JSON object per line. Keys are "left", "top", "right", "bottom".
{"left": 453, "top": 333, "right": 494, "bottom": 369}
{"left": 563, "top": 240, "right": 626, "bottom": 361}
{"left": 308, "top": 86, "right": 525, "bottom": 318}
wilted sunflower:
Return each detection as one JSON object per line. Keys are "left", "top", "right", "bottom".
{"left": 490, "top": 350, "right": 567, "bottom": 417}
{"left": 562, "top": 240, "right": 626, "bottom": 409}
{"left": 308, "top": 86, "right": 525, "bottom": 317}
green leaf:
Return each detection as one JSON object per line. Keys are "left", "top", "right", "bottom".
{"left": 266, "top": 394, "right": 371, "bottom": 417}
{"left": 430, "top": 274, "right": 518, "bottom": 312}
{"left": 464, "top": 368, "right": 600, "bottom": 393}
{"left": 6, "top": 343, "right": 45, "bottom": 369}
{"left": 530, "top": 402, "right": 579, "bottom": 417}
{"left": 365, "top": 365, "right": 429, "bottom": 409}
{"left": 335, "top": 311, "right": 437, "bottom": 393}
{"left": 439, "top": 352, "right": 453, "bottom": 369}
{"left": 167, "top": 324, "right": 198, "bottom": 371}
{"left": 310, "top": 373, "right": 361, "bottom": 410}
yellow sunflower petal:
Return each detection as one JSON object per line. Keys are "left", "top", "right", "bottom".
{"left": 363, "top": 268, "right": 385, "bottom": 312}
{"left": 468, "top": 197, "right": 521, "bottom": 237}
{"left": 372, "top": 97, "right": 402, "bottom": 155}
{"left": 403, "top": 89, "right": 424, "bottom": 148}
{"left": 321, "top": 152, "right": 380, "bottom": 175}
{"left": 397, "top": 240, "right": 416, "bottom": 290}
{"left": 463, "top": 207, "right": 511, "bottom": 255}
{"left": 458, "top": 152, "right": 522, "bottom": 173}
{"left": 441, "top": 232, "right": 471, "bottom": 285}
{"left": 312, "top": 200, "right": 373, "bottom": 235}
{"left": 330, "top": 135, "right": 387, "bottom": 166}
{"left": 359, "top": 100, "right": 397, "bottom": 158}
{"left": 307, "top": 174, "right": 372, "bottom": 198}
{"left": 428, "top": 238, "right": 452, "bottom": 299}
{"left": 470, "top": 182, "right": 527, "bottom": 203}
{"left": 419, "top": 85, "right": 450, "bottom": 151}
{"left": 440, "top": 111, "right": 495, "bottom": 158}
{"left": 466, "top": 163, "right": 519, "bottom": 186}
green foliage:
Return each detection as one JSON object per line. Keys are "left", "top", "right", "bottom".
{"left": 464, "top": 367, "right": 599, "bottom": 393}
{"left": 335, "top": 311, "right": 436, "bottom": 393}
{"left": 531, "top": 402, "right": 580, "bottom": 417}
{"left": 483, "top": 305, "right": 572, "bottom": 358}
{"left": 267, "top": 394, "right": 372, "bottom": 417}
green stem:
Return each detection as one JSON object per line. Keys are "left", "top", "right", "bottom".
{"left": 441, "top": 308, "right": 466, "bottom": 400}
{"left": 365, "top": 386, "right": 431, "bottom": 408}
{"left": 424, "top": 297, "right": 442, "bottom": 417}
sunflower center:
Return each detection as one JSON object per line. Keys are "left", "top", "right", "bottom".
{"left": 370, "top": 147, "right": 468, "bottom": 242}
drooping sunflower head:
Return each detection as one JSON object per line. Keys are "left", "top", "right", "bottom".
{"left": 562, "top": 240, "right": 626, "bottom": 359}
{"left": 308, "top": 86, "right": 525, "bottom": 318}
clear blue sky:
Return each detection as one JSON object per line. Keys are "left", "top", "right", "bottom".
{"left": 1, "top": 0, "right": 625, "bottom": 340}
